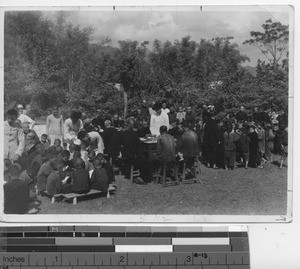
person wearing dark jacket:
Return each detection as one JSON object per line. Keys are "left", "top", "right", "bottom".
{"left": 273, "top": 126, "right": 288, "bottom": 169}
{"left": 121, "top": 126, "right": 141, "bottom": 180}
{"left": 168, "top": 120, "right": 184, "bottom": 140}
{"left": 235, "top": 106, "right": 248, "bottom": 122}
{"left": 177, "top": 121, "right": 199, "bottom": 178}
{"left": 277, "top": 110, "right": 288, "bottom": 129}
{"left": 4, "top": 164, "right": 30, "bottom": 214}
{"left": 157, "top": 126, "right": 176, "bottom": 163}
{"left": 177, "top": 120, "right": 199, "bottom": 163}
{"left": 90, "top": 157, "right": 109, "bottom": 191}
{"left": 202, "top": 115, "right": 221, "bottom": 168}
{"left": 70, "top": 158, "right": 90, "bottom": 194}
{"left": 260, "top": 110, "right": 271, "bottom": 124}
{"left": 168, "top": 105, "right": 177, "bottom": 127}
{"left": 185, "top": 107, "right": 195, "bottom": 127}
{"left": 108, "top": 120, "right": 125, "bottom": 164}
{"left": 247, "top": 125, "right": 262, "bottom": 168}
{"left": 237, "top": 128, "right": 251, "bottom": 168}
{"left": 223, "top": 124, "right": 240, "bottom": 170}
{"left": 156, "top": 125, "right": 176, "bottom": 180}
{"left": 250, "top": 107, "right": 261, "bottom": 123}
{"left": 137, "top": 118, "right": 151, "bottom": 138}
{"left": 102, "top": 120, "right": 116, "bottom": 156}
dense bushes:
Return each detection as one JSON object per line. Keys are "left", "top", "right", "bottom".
{"left": 4, "top": 12, "right": 289, "bottom": 117}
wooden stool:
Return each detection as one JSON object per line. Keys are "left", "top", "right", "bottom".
{"left": 156, "top": 162, "right": 178, "bottom": 187}
{"left": 181, "top": 157, "right": 202, "bottom": 184}
{"left": 130, "top": 165, "right": 140, "bottom": 184}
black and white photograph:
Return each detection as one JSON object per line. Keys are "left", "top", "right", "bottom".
{"left": 1, "top": 5, "right": 293, "bottom": 222}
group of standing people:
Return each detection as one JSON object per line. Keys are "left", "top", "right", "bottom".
{"left": 3, "top": 100, "right": 288, "bottom": 214}
{"left": 201, "top": 105, "right": 288, "bottom": 170}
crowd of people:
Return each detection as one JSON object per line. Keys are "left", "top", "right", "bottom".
{"left": 3, "top": 100, "right": 288, "bottom": 214}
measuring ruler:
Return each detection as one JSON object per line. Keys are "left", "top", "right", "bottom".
{"left": 0, "top": 226, "right": 250, "bottom": 268}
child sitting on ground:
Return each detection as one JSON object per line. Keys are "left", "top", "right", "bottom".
{"left": 61, "top": 150, "right": 73, "bottom": 172}
{"left": 54, "top": 138, "right": 62, "bottom": 148}
{"left": 54, "top": 138, "right": 64, "bottom": 155}
{"left": 41, "top": 134, "right": 50, "bottom": 149}
{"left": 71, "top": 150, "right": 82, "bottom": 169}
{"left": 36, "top": 152, "right": 57, "bottom": 194}
{"left": 70, "top": 158, "right": 90, "bottom": 194}
{"left": 69, "top": 143, "right": 80, "bottom": 159}
{"left": 19, "top": 166, "right": 37, "bottom": 201}
{"left": 56, "top": 145, "right": 64, "bottom": 162}
{"left": 86, "top": 150, "right": 96, "bottom": 177}
{"left": 90, "top": 156, "right": 109, "bottom": 192}
{"left": 96, "top": 153, "right": 116, "bottom": 187}
{"left": 4, "top": 164, "right": 38, "bottom": 214}
{"left": 46, "top": 161, "right": 65, "bottom": 196}
{"left": 30, "top": 143, "right": 45, "bottom": 182}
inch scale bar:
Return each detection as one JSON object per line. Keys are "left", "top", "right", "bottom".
{"left": 0, "top": 265, "right": 250, "bottom": 269}
{"left": 0, "top": 252, "right": 250, "bottom": 268}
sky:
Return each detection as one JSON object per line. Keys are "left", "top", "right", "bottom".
{"left": 42, "top": 6, "right": 291, "bottom": 67}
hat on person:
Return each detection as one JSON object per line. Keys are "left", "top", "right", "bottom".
{"left": 17, "top": 104, "right": 23, "bottom": 109}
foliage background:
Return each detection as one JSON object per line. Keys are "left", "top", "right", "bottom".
{"left": 4, "top": 12, "right": 289, "bottom": 118}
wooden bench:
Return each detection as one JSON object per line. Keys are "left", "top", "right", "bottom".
{"left": 51, "top": 186, "right": 116, "bottom": 204}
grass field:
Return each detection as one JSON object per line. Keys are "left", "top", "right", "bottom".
{"left": 37, "top": 160, "right": 288, "bottom": 215}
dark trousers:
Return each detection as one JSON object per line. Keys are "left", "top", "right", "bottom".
{"left": 123, "top": 158, "right": 134, "bottom": 179}
{"left": 206, "top": 145, "right": 218, "bottom": 166}
{"left": 224, "top": 150, "right": 236, "bottom": 168}
{"left": 135, "top": 158, "right": 154, "bottom": 183}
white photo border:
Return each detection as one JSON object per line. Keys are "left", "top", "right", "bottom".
{"left": 0, "top": 3, "right": 294, "bottom": 224}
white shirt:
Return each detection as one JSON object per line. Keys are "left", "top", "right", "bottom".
{"left": 4, "top": 121, "right": 25, "bottom": 160}
{"left": 162, "top": 108, "right": 170, "bottom": 114}
{"left": 18, "top": 114, "right": 35, "bottom": 128}
{"left": 88, "top": 131, "right": 105, "bottom": 154}
{"left": 149, "top": 107, "right": 156, "bottom": 116}
{"left": 64, "top": 118, "right": 83, "bottom": 142}
{"left": 46, "top": 114, "right": 64, "bottom": 135}
{"left": 150, "top": 113, "right": 170, "bottom": 137}
{"left": 176, "top": 111, "right": 186, "bottom": 122}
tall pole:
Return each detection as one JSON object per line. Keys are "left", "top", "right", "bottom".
{"left": 123, "top": 90, "right": 128, "bottom": 118}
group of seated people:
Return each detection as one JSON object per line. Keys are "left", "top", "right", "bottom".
{"left": 4, "top": 141, "right": 116, "bottom": 214}
{"left": 3, "top": 100, "right": 289, "bottom": 214}
{"left": 4, "top": 109, "right": 117, "bottom": 214}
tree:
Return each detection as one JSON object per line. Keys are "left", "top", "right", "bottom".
{"left": 193, "top": 37, "right": 249, "bottom": 90}
{"left": 4, "top": 11, "right": 94, "bottom": 111}
{"left": 115, "top": 40, "right": 154, "bottom": 117}
{"left": 243, "top": 19, "right": 289, "bottom": 68}
{"left": 4, "top": 11, "right": 55, "bottom": 107}
{"left": 242, "top": 19, "right": 289, "bottom": 112}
